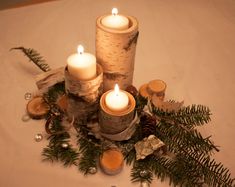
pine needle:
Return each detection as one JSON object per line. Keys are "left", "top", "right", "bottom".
{"left": 10, "top": 46, "right": 51, "bottom": 72}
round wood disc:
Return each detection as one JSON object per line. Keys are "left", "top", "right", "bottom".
{"left": 26, "top": 97, "right": 49, "bottom": 119}
{"left": 148, "top": 79, "right": 166, "bottom": 95}
{"left": 56, "top": 94, "right": 68, "bottom": 111}
{"left": 99, "top": 148, "right": 124, "bottom": 175}
{"left": 139, "top": 83, "right": 149, "bottom": 98}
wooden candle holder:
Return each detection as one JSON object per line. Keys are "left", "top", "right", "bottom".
{"left": 99, "top": 90, "right": 136, "bottom": 135}
{"left": 64, "top": 64, "right": 103, "bottom": 119}
{"left": 96, "top": 15, "right": 139, "bottom": 91}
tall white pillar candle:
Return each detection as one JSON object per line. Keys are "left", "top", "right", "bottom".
{"left": 67, "top": 45, "right": 96, "bottom": 80}
{"left": 101, "top": 8, "right": 129, "bottom": 30}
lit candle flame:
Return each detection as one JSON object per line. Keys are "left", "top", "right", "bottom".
{"left": 114, "top": 84, "right": 119, "bottom": 96}
{"left": 112, "top": 8, "right": 118, "bottom": 16}
{"left": 77, "top": 45, "right": 84, "bottom": 55}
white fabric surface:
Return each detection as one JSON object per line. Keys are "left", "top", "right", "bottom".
{"left": 0, "top": 0, "right": 235, "bottom": 186}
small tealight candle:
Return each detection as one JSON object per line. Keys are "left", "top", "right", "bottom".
{"left": 105, "top": 84, "right": 129, "bottom": 112}
{"left": 67, "top": 45, "right": 96, "bottom": 80}
{"left": 101, "top": 8, "right": 129, "bottom": 30}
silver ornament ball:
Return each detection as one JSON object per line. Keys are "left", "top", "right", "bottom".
{"left": 88, "top": 167, "right": 97, "bottom": 174}
{"left": 24, "top": 92, "right": 32, "bottom": 100}
{"left": 22, "top": 113, "right": 31, "bottom": 122}
{"left": 140, "top": 181, "right": 150, "bottom": 187}
{"left": 61, "top": 143, "right": 69, "bottom": 148}
{"left": 140, "top": 170, "right": 149, "bottom": 177}
{"left": 34, "top": 133, "right": 43, "bottom": 142}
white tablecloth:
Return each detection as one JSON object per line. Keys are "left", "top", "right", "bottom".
{"left": 0, "top": 0, "right": 235, "bottom": 186}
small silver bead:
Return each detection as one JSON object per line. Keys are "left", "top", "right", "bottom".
{"left": 51, "top": 108, "right": 61, "bottom": 116}
{"left": 61, "top": 143, "right": 69, "bottom": 148}
{"left": 88, "top": 167, "right": 97, "bottom": 174}
{"left": 140, "top": 170, "right": 149, "bottom": 177}
{"left": 22, "top": 113, "right": 31, "bottom": 122}
{"left": 24, "top": 92, "right": 32, "bottom": 100}
{"left": 34, "top": 133, "right": 43, "bottom": 142}
{"left": 140, "top": 181, "right": 150, "bottom": 187}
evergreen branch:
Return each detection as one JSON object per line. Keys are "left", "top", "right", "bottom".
{"left": 124, "top": 148, "right": 136, "bottom": 166}
{"left": 78, "top": 136, "right": 102, "bottom": 175}
{"left": 131, "top": 158, "right": 153, "bottom": 184}
{"left": 43, "top": 82, "right": 65, "bottom": 104}
{"left": 42, "top": 145, "right": 78, "bottom": 166}
{"left": 150, "top": 156, "right": 176, "bottom": 184}
{"left": 181, "top": 150, "right": 235, "bottom": 187}
{"left": 149, "top": 156, "right": 201, "bottom": 186}
{"left": 153, "top": 104, "right": 211, "bottom": 129}
{"left": 41, "top": 115, "right": 78, "bottom": 166}
{"left": 135, "top": 94, "right": 148, "bottom": 115}
{"left": 120, "top": 124, "right": 143, "bottom": 166}
{"left": 10, "top": 46, "right": 51, "bottom": 72}
{"left": 75, "top": 118, "right": 102, "bottom": 175}
{"left": 156, "top": 121, "right": 218, "bottom": 155}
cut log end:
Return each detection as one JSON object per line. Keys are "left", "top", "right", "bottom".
{"left": 99, "top": 148, "right": 124, "bottom": 175}
{"left": 26, "top": 96, "right": 49, "bottom": 119}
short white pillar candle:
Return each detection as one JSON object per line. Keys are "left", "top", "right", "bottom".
{"left": 67, "top": 45, "right": 96, "bottom": 80}
{"left": 105, "top": 84, "right": 129, "bottom": 112}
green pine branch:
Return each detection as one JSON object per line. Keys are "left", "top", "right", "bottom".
{"left": 11, "top": 46, "right": 51, "bottom": 72}
{"left": 78, "top": 136, "right": 102, "bottom": 175}
{"left": 42, "top": 115, "right": 78, "bottom": 167}
{"left": 120, "top": 124, "right": 142, "bottom": 166}
{"left": 135, "top": 94, "right": 148, "bottom": 115}
{"left": 42, "top": 145, "right": 78, "bottom": 166}
{"left": 152, "top": 104, "right": 211, "bottom": 129}
{"left": 155, "top": 121, "right": 218, "bottom": 155}
{"left": 43, "top": 82, "right": 65, "bottom": 104}
{"left": 180, "top": 149, "right": 235, "bottom": 187}
{"left": 124, "top": 148, "right": 136, "bottom": 166}
{"left": 75, "top": 121, "right": 102, "bottom": 175}
{"left": 131, "top": 158, "right": 153, "bottom": 184}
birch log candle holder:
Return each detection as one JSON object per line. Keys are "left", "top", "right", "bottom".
{"left": 64, "top": 64, "right": 103, "bottom": 119}
{"left": 96, "top": 13, "right": 139, "bottom": 91}
{"left": 99, "top": 90, "right": 136, "bottom": 136}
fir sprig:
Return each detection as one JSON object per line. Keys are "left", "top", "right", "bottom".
{"left": 155, "top": 121, "right": 219, "bottom": 155}
{"left": 43, "top": 82, "right": 65, "bottom": 104}
{"left": 181, "top": 149, "right": 235, "bottom": 187}
{"left": 42, "top": 115, "right": 79, "bottom": 166}
{"left": 153, "top": 104, "right": 211, "bottom": 129}
{"left": 11, "top": 46, "right": 51, "bottom": 72}
{"left": 42, "top": 145, "right": 78, "bottom": 166}
{"left": 75, "top": 120, "right": 102, "bottom": 175}
{"left": 131, "top": 158, "right": 153, "bottom": 184}
{"left": 78, "top": 136, "right": 102, "bottom": 175}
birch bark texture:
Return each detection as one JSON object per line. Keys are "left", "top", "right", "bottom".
{"left": 96, "top": 15, "right": 139, "bottom": 91}
{"left": 99, "top": 90, "right": 136, "bottom": 136}
{"left": 64, "top": 64, "right": 103, "bottom": 119}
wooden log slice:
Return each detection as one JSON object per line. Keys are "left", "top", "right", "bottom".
{"left": 99, "top": 148, "right": 124, "bottom": 175}
{"left": 147, "top": 79, "right": 166, "bottom": 96}
{"left": 26, "top": 97, "right": 49, "bottom": 119}
{"left": 139, "top": 83, "right": 150, "bottom": 98}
